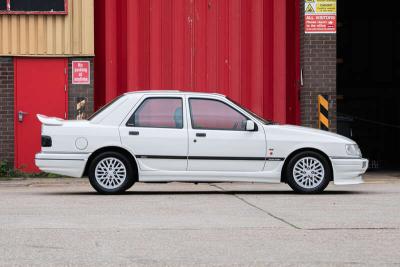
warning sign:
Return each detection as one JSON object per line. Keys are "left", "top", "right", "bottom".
{"left": 316, "top": 2, "right": 336, "bottom": 13}
{"left": 72, "top": 61, "right": 90, "bottom": 85}
{"left": 305, "top": 15, "right": 336, "bottom": 33}
{"left": 305, "top": 0, "right": 336, "bottom": 33}
{"left": 305, "top": 3, "right": 315, "bottom": 13}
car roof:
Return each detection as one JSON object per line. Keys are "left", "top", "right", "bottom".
{"left": 123, "top": 90, "right": 226, "bottom": 97}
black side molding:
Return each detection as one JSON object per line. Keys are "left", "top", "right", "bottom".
{"left": 135, "top": 155, "right": 285, "bottom": 161}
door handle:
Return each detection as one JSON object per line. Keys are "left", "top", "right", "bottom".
{"left": 196, "top": 133, "right": 206, "bottom": 137}
{"left": 129, "top": 131, "right": 139, "bottom": 136}
{"left": 18, "top": 111, "right": 28, "bottom": 122}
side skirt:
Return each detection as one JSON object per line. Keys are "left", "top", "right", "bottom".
{"left": 138, "top": 170, "right": 282, "bottom": 183}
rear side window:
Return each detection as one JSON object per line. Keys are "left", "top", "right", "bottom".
{"left": 189, "top": 98, "right": 248, "bottom": 130}
{"left": 88, "top": 95, "right": 123, "bottom": 121}
{"left": 127, "top": 98, "right": 183, "bottom": 129}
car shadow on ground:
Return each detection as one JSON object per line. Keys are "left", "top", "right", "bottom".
{"left": 38, "top": 190, "right": 364, "bottom": 196}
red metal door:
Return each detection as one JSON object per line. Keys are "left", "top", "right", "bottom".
{"left": 14, "top": 58, "right": 67, "bottom": 172}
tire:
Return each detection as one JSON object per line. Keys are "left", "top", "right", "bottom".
{"left": 285, "top": 151, "right": 331, "bottom": 194}
{"left": 88, "top": 151, "right": 136, "bottom": 194}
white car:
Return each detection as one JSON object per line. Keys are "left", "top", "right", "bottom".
{"left": 35, "top": 91, "right": 368, "bottom": 194}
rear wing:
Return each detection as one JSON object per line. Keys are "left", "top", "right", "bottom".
{"left": 37, "top": 114, "right": 64, "bottom": 126}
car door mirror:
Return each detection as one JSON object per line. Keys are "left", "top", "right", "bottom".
{"left": 245, "top": 120, "right": 256, "bottom": 131}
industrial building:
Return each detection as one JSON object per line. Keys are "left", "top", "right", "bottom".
{"left": 0, "top": 0, "right": 397, "bottom": 171}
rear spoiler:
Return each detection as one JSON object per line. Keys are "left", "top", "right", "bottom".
{"left": 37, "top": 114, "right": 64, "bottom": 126}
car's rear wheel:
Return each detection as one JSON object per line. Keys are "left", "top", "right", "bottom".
{"left": 88, "top": 151, "right": 135, "bottom": 194}
{"left": 285, "top": 151, "right": 331, "bottom": 193}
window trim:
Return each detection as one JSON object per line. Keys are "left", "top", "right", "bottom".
{"left": 188, "top": 97, "right": 256, "bottom": 132}
{"left": 0, "top": 0, "right": 68, "bottom": 15}
{"left": 126, "top": 97, "right": 184, "bottom": 129}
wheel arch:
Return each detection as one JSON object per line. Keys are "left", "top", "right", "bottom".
{"left": 83, "top": 146, "right": 138, "bottom": 180}
{"left": 280, "top": 147, "right": 333, "bottom": 183}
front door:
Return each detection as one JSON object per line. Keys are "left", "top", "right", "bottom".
{"left": 187, "top": 98, "right": 267, "bottom": 172}
{"left": 15, "top": 58, "right": 67, "bottom": 172}
{"left": 120, "top": 97, "right": 188, "bottom": 171}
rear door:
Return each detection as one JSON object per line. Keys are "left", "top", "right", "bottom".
{"left": 15, "top": 58, "right": 67, "bottom": 172}
{"left": 119, "top": 96, "right": 188, "bottom": 171}
{"left": 187, "top": 97, "right": 267, "bottom": 172}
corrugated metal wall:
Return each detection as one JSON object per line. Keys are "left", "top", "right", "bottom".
{"left": 0, "top": 0, "right": 94, "bottom": 56}
{"left": 94, "top": 0, "right": 299, "bottom": 124}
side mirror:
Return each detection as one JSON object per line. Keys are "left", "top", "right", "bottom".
{"left": 245, "top": 120, "right": 256, "bottom": 131}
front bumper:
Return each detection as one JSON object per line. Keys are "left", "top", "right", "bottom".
{"left": 35, "top": 152, "right": 89, "bottom": 178}
{"left": 331, "top": 157, "right": 368, "bottom": 185}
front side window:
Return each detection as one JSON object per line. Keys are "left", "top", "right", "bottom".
{"left": 189, "top": 98, "right": 248, "bottom": 130}
{"left": 127, "top": 98, "right": 183, "bottom": 129}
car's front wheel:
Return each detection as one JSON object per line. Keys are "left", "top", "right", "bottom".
{"left": 285, "top": 151, "right": 331, "bottom": 193}
{"left": 88, "top": 151, "right": 135, "bottom": 194}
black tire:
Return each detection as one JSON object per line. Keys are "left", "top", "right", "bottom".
{"left": 88, "top": 151, "right": 136, "bottom": 194}
{"left": 285, "top": 151, "right": 331, "bottom": 194}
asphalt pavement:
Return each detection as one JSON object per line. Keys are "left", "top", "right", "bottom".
{"left": 0, "top": 172, "right": 399, "bottom": 266}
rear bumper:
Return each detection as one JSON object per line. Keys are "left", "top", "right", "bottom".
{"left": 331, "top": 157, "right": 368, "bottom": 185}
{"left": 35, "top": 152, "right": 89, "bottom": 178}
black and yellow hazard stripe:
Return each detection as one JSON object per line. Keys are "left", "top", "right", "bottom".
{"left": 318, "top": 95, "right": 329, "bottom": 131}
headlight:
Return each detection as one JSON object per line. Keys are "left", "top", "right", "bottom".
{"left": 345, "top": 144, "right": 362, "bottom": 157}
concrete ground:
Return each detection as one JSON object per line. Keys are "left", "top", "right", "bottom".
{"left": 0, "top": 172, "right": 399, "bottom": 266}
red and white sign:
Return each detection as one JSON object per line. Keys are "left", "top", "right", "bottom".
{"left": 72, "top": 61, "right": 90, "bottom": 84}
{"left": 305, "top": 14, "right": 336, "bottom": 33}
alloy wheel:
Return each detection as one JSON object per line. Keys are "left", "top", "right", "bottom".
{"left": 292, "top": 157, "right": 325, "bottom": 189}
{"left": 95, "top": 157, "right": 127, "bottom": 190}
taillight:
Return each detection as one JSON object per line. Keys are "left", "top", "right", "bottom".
{"left": 41, "top": 136, "right": 52, "bottom": 147}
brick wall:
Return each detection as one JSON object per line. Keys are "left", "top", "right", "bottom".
{"left": 300, "top": 0, "right": 337, "bottom": 132}
{"left": 68, "top": 58, "right": 94, "bottom": 120}
{"left": 0, "top": 57, "right": 14, "bottom": 164}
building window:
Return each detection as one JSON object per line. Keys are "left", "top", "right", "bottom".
{"left": 0, "top": 1, "right": 6, "bottom": 10}
{"left": 0, "top": 0, "right": 67, "bottom": 14}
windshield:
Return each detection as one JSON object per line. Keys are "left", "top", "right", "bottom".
{"left": 226, "top": 97, "right": 274, "bottom": 125}
{"left": 88, "top": 95, "right": 123, "bottom": 121}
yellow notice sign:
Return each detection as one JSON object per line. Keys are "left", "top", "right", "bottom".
{"left": 316, "top": 2, "right": 336, "bottom": 13}
{"left": 315, "top": 0, "right": 336, "bottom": 13}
